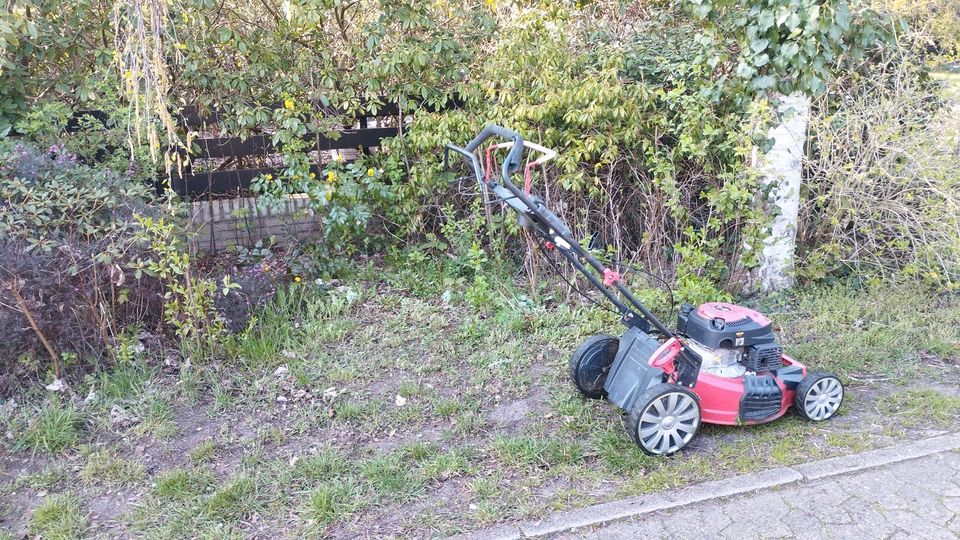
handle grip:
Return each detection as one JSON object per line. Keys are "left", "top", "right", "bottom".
{"left": 464, "top": 124, "right": 524, "bottom": 176}
{"left": 444, "top": 144, "right": 483, "bottom": 186}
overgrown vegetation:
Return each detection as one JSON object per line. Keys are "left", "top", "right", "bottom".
{"left": 0, "top": 141, "right": 161, "bottom": 388}
{"left": 800, "top": 57, "right": 960, "bottom": 286}
{"left": 1, "top": 1, "right": 955, "bottom": 376}
{"left": 1, "top": 0, "right": 959, "bottom": 536}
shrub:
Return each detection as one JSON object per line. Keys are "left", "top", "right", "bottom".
{"left": 214, "top": 258, "right": 284, "bottom": 333}
{"left": 799, "top": 59, "right": 960, "bottom": 287}
{"left": 0, "top": 142, "right": 165, "bottom": 386}
{"left": 13, "top": 101, "right": 155, "bottom": 182}
{"left": 395, "top": 7, "right": 770, "bottom": 303}
{"left": 3, "top": 0, "right": 922, "bottom": 303}
{"left": 250, "top": 152, "right": 402, "bottom": 270}
{"left": 885, "top": 0, "right": 960, "bottom": 59}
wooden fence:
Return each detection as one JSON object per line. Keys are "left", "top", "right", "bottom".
{"left": 10, "top": 101, "right": 416, "bottom": 196}
{"left": 174, "top": 101, "right": 411, "bottom": 251}
{"left": 10, "top": 99, "right": 443, "bottom": 251}
{"left": 171, "top": 102, "right": 406, "bottom": 197}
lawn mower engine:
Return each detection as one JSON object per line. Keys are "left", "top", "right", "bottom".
{"left": 677, "top": 302, "right": 784, "bottom": 379}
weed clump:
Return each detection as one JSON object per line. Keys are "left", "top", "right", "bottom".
{"left": 28, "top": 493, "right": 89, "bottom": 540}
{"left": 13, "top": 400, "right": 84, "bottom": 454}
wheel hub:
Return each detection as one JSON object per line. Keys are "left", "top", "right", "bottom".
{"left": 637, "top": 392, "right": 700, "bottom": 455}
{"left": 804, "top": 377, "right": 843, "bottom": 421}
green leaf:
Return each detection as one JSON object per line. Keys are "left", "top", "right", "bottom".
{"left": 786, "top": 13, "right": 801, "bottom": 31}
{"left": 750, "top": 37, "right": 769, "bottom": 53}
{"left": 735, "top": 61, "right": 757, "bottom": 79}
{"left": 808, "top": 75, "right": 825, "bottom": 94}
{"left": 834, "top": 3, "right": 851, "bottom": 31}
{"left": 757, "top": 11, "right": 775, "bottom": 32}
{"left": 781, "top": 42, "right": 800, "bottom": 60}
{"left": 750, "top": 75, "right": 776, "bottom": 91}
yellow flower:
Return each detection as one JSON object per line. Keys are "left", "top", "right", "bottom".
{"left": 334, "top": 153, "right": 344, "bottom": 162}
{"left": 366, "top": 168, "right": 375, "bottom": 177}
{"left": 309, "top": 172, "right": 316, "bottom": 179}
{"left": 294, "top": 276, "right": 302, "bottom": 283}
{"left": 265, "top": 174, "right": 273, "bottom": 181}
{"left": 284, "top": 98, "right": 295, "bottom": 110}
{"left": 326, "top": 171, "right": 336, "bottom": 183}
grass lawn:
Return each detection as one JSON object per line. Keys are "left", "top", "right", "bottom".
{"left": 1, "top": 262, "right": 959, "bottom": 538}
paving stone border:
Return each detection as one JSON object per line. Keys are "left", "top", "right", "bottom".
{"left": 452, "top": 432, "right": 960, "bottom": 540}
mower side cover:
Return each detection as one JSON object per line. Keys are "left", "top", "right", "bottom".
{"left": 603, "top": 326, "right": 664, "bottom": 410}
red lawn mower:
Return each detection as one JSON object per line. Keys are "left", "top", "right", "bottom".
{"left": 445, "top": 125, "right": 844, "bottom": 456}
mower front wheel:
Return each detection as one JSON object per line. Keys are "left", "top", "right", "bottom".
{"left": 795, "top": 372, "right": 844, "bottom": 421}
{"left": 626, "top": 383, "right": 701, "bottom": 456}
{"left": 568, "top": 334, "right": 619, "bottom": 399}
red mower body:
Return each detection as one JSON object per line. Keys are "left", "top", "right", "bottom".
{"left": 603, "top": 301, "right": 812, "bottom": 427}
{"left": 650, "top": 336, "right": 808, "bottom": 425}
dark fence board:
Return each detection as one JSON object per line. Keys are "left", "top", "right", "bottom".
{"left": 315, "top": 126, "right": 398, "bottom": 151}
{"left": 172, "top": 164, "right": 330, "bottom": 196}
{"left": 190, "top": 127, "right": 399, "bottom": 159}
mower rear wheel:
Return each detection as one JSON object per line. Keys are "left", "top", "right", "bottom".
{"left": 627, "top": 383, "right": 701, "bottom": 456}
{"left": 568, "top": 334, "right": 619, "bottom": 399}
{"left": 795, "top": 372, "right": 844, "bottom": 421}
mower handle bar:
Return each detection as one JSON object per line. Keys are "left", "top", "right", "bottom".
{"left": 443, "top": 144, "right": 483, "bottom": 185}
{"left": 465, "top": 125, "right": 525, "bottom": 178}
{"left": 445, "top": 125, "right": 701, "bottom": 386}
{"left": 443, "top": 125, "right": 555, "bottom": 192}
{"left": 485, "top": 140, "right": 558, "bottom": 168}
{"left": 444, "top": 138, "right": 557, "bottom": 216}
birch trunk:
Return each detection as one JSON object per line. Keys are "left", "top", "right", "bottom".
{"left": 753, "top": 93, "right": 810, "bottom": 292}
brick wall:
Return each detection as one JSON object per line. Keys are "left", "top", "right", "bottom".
{"left": 187, "top": 195, "right": 322, "bottom": 253}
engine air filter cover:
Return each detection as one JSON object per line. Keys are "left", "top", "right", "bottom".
{"left": 678, "top": 302, "right": 777, "bottom": 349}
{"left": 743, "top": 343, "right": 783, "bottom": 373}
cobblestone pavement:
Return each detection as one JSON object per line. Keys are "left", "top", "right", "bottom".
{"left": 556, "top": 450, "right": 960, "bottom": 539}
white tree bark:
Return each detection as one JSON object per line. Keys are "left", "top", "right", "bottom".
{"left": 753, "top": 93, "right": 810, "bottom": 292}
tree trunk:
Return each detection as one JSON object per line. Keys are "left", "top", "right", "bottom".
{"left": 753, "top": 93, "right": 810, "bottom": 292}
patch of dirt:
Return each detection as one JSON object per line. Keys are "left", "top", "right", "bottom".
{"left": 486, "top": 387, "right": 547, "bottom": 430}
